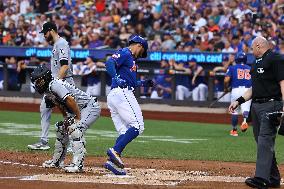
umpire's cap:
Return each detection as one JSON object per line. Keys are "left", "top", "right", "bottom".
{"left": 235, "top": 52, "right": 247, "bottom": 64}
{"left": 39, "top": 22, "right": 57, "bottom": 34}
{"left": 129, "top": 35, "right": 148, "bottom": 58}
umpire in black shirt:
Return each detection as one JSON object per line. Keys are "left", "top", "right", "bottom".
{"left": 229, "top": 36, "right": 284, "bottom": 189}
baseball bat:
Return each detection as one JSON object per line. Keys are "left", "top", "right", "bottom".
{"left": 208, "top": 91, "right": 229, "bottom": 108}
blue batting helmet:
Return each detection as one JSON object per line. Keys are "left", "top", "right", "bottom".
{"left": 129, "top": 35, "right": 148, "bottom": 58}
{"left": 235, "top": 52, "right": 247, "bottom": 64}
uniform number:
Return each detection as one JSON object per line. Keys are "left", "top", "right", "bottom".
{"left": 237, "top": 69, "right": 251, "bottom": 80}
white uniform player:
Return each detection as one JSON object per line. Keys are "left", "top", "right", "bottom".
{"left": 30, "top": 65, "right": 101, "bottom": 173}
{"left": 28, "top": 22, "right": 74, "bottom": 150}
{"left": 224, "top": 52, "right": 252, "bottom": 136}
{"left": 104, "top": 35, "right": 152, "bottom": 175}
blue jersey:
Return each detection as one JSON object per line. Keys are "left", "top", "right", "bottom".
{"left": 175, "top": 63, "right": 190, "bottom": 88}
{"left": 110, "top": 48, "right": 137, "bottom": 88}
{"left": 226, "top": 64, "right": 252, "bottom": 88}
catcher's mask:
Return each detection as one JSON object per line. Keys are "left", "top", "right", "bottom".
{"left": 31, "top": 65, "right": 52, "bottom": 94}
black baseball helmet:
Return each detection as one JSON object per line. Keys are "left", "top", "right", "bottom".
{"left": 235, "top": 52, "right": 247, "bottom": 64}
{"left": 31, "top": 65, "right": 52, "bottom": 94}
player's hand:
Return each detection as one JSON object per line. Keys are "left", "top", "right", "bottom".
{"left": 228, "top": 101, "right": 239, "bottom": 113}
{"left": 113, "top": 75, "right": 127, "bottom": 88}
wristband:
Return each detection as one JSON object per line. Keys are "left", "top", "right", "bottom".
{"left": 236, "top": 96, "right": 245, "bottom": 105}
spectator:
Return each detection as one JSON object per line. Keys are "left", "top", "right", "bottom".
{"left": 222, "top": 41, "right": 235, "bottom": 53}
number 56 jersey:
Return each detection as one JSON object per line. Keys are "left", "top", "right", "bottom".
{"left": 226, "top": 64, "right": 252, "bottom": 88}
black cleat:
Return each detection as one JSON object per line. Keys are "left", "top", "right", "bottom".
{"left": 245, "top": 177, "right": 269, "bottom": 189}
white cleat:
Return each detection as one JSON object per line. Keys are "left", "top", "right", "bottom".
{"left": 64, "top": 164, "right": 84, "bottom": 173}
{"left": 42, "top": 160, "right": 64, "bottom": 168}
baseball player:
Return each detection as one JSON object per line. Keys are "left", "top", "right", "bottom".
{"left": 30, "top": 65, "right": 101, "bottom": 173}
{"left": 27, "top": 22, "right": 74, "bottom": 150}
{"left": 104, "top": 35, "right": 153, "bottom": 175}
{"left": 173, "top": 60, "right": 191, "bottom": 100}
{"left": 224, "top": 52, "right": 252, "bottom": 136}
{"left": 189, "top": 58, "right": 208, "bottom": 101}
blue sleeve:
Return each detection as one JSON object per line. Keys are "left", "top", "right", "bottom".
{"left": 105, "top": 58, "right": 117, "bottom": 78}
{"left": 111, "top": 50, "right": 129, "bottom": 67}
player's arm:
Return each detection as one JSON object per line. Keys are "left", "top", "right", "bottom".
{"left": 65, "top": 95, "right": 81, "bottom": 121}
{"left": 57, "top": 44, "right": 70, "bottom": 79}
{"left": 58, "top": 64, "right": 69, "bottom": 79}
{"left": 224, "top": 76, "right": 231, "bottom": 92}
{"left": 192, "top": 66, "right": 203, "bottom": 84}
{"left": 105, "top": 57, "right": 117, "bottom": 78}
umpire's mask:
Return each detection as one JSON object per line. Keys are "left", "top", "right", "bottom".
{"left": 31, "top": 65, "right": 52, "bottom": 94}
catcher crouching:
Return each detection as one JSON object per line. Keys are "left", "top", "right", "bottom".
{"left": 30, "top": 65, "right": 101, "bottom": 173}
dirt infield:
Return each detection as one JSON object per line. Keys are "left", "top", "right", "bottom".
{"left": 1, "top": 150, "right": 282, "bottom": 189}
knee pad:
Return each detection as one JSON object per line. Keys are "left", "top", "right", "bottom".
{"left": 69, "top": 125, "right": 86, "bottom": 168}
{"left": 52, "top": 121, "right": 69, "bottom": 164}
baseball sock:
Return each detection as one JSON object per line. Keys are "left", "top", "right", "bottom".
{"left": 232, "top": 115, "right": 238, "bottom": 130}
{"left": 113, "top": 127, "right": 139, "bottom": 154}
{"left": 243, "top": 111, "right": 249, "bottom": 122}
{"left": 115, "top": 134, "right": 125, "bottom": 145}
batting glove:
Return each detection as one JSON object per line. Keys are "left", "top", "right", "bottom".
{"left": 113, "top": 75, "right": 127, "bottom": 88}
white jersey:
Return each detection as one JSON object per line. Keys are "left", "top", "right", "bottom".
{"left": 48, "top": 79, "right": 91, "bottom": 111}
{"left": 51, "top": 37, "right": 74, "bottom": 84}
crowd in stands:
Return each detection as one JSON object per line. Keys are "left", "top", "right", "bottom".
{"left": 1, "top": 0, "right": 284, "bottom": 101}
{"left": 0, "top": 0, "right": 284, "bottom": 52}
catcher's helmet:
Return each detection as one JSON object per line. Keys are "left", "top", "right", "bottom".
{"left": 128, "top": 35, "right": 148, "bottom": 58}
{"left": 235, "top": 52, "right": 247, "bottom": 64}
{"left": 31, "top": 64, "right": 52, "bottom": 94}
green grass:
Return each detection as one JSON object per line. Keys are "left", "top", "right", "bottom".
{"left": 1, "top": 110, "right": 284, "bottom": 163}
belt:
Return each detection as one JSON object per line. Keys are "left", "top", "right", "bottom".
{"left": 113, "top": 86, "right": 135, "bottom": 91}
{"left": 252, "top": 97, "right": 282, "bottom": 103}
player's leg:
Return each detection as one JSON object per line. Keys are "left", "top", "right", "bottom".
{"left": 64, "top": 122, "right": 86, "bottom": 173}
{"left": 176, "top": 85, "right": 185, "bottom": 100}
{"left": 43, "top": 121, "right": 68, "bottom": 168}
{"left": 192, "top": 86, "right": 199, "bottom": 101}
{"left": 230, "top": 88, "right": 239, "bottom": 136}
{"left": 240, "top": 97, "right": 252, "bottom": 132}
{"left": 199, "top": 83, "right": 208, "bottom": 101}
{"left": 27, "top": 97, "right": 51, "bottom": 150}
{"left": 65, "top": 98, "right": 101, "bottom": 173}
{"left": 112, "top": 90, "right": 144, "bottom": 158}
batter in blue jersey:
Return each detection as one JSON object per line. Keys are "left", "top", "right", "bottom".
{"left": 104, "top": 35, "right": 154, "bottom": 175}
{"left": 224, "top": 52, "right": 252, "bottom": 136}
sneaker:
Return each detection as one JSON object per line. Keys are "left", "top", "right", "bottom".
{"left": 64, "top": 163, "right": 84, "bottom": 173}
{"left": 104, "top": 160, "right": 126, "bottom": 175}
{"left": 107, "top": 148, "right": 124, "bottom": 168}
{"left": 241, "top": 122, "right": 249, "bottom": 132}
{"left": 230, "top": 130, "right": 238, "bottom": 137}
{"left": 42, "top": 159, "right": 64, "bottom": 168}
{"left": 27, "top": 141, "right": 50, "bottom": 150}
